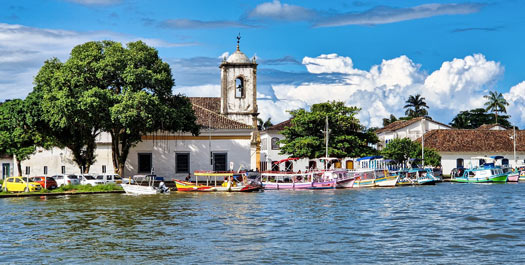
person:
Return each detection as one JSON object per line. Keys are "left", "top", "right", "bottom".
{"left": 185, "top": 173, "right": 191, "bottom": 182}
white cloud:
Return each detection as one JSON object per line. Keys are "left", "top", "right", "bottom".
{"left": 504, "top": 81, "right": 525, "bottom": 126}
{"left": 315, "top": 3, "right": 483, "bottom": 27}
{"left": 248, "top": 0, "right": 314, "bottom": 21}
{"left": 257, "top": 53, "right": 508, "bottom": 128}
{"left": 0, "top": 23, "right": 194, "bottom": 101}
{"left": 173, "top": 85, "right": 220, "bottom": 97}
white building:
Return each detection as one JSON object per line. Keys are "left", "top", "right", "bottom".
{"left": 422, "top": 128, "right": 525, "bottom": 175}
{"left": 9, "top": 40, "right": 261, "bottom": 180}
{"left": 375, "top": 117, "right": 451, "bottom": 150}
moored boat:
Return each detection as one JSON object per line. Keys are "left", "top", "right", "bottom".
{"left": 176, "top": 171, "right": 262, "bottom": 192}
{"left": 351, "top": 169, "right": 379, "bottom": 188}
{"left": 121, "top": 175, "right": 170, "bottom": 195}
{"left": 374, "top": 170, "right": 399, "bottom": 187}
{"left": 507, "top": 172, "right": 519, "bottom": 182}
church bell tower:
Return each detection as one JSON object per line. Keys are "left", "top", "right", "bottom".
{"left": 219, "top": 34, "right": 258, "bottom": 128}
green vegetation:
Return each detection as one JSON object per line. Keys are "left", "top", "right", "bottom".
{"left": 404, "top": 94, "right": 429, "bottom": 118}
{"left": 279, "top": 101, "right": 378, "bottom": 158}
{"left": 0, "top": 184, "right": 123, "bottom": 196}
{"left": 28, "top": 40, "right": 199, "bottom": 175}
{"left": 0, "top": 99, "right": 42, "bottom": 174}
{"left": 257, "top": 117, "right": 273, "bottom": 130}
{"left": 449, "top": 108, "right": 511, "bottom": 129}
{"left": 484, "top": 90, "right": 509, "bottom": 124}
{"left": 381, "top": 138, "right": 441, "bottom": 167}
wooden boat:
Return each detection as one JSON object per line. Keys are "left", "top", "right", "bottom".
{"left": 393, "top": 168, "right": 438, "bottom": 185}
{"left": 450, "top": 158, "right": 508, "bottom": 183}
{"left": 374, "top": 170, "right": 399, "bottom": 187}
{"left": 351, "top": 169, "right": 379, "bottom": 188}
{"left": 507, "top": 172, "right": 519, "bottom": 182}
{"left": 176, "top": 171, "right": 262, "bottom": 192}
{"left": 519, "top": 166, "right": 525, "bottom": 181}
{"left": 261, "top": 171, "right": 316, "bottom": 190}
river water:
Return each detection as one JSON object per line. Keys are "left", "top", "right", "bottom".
{"left": 1, "top": 183, "right": 524, "bottom": 264}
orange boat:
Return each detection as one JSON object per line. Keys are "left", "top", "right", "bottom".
{"left": 175, "top": 171, "right": 262, "bottom": 192}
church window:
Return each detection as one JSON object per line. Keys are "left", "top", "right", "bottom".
{"left": 271, "top": 137, "right": 280, "bottom": 150}
{"left": 235, "top": 77, "right": 244, "bottom": 98}
{"left": 138, "top": 153, "right": 153, "bottom": 173}
{"left": 176, "top": 153, "right": 190, "bottom": 173}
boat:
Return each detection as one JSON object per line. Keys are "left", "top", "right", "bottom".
{"left": 373, "top": 169, "right": 399, "bottom": 187}
{"left": 351, "top": 169, "right": 379, "bottom": 188}
{"left": 450, "top": 157, "right": 508, "bottom": 183}
{"left": 121, "top": 175, "right": 170, "bottom": 195}
{"left": 507, "top": 172, "right": 519, "bottom": 182}
{"left": 175, "top": 171, "right": 262, "bottom": 192}
{"left": 519, "top": 166, "right": 525, "bottom": 181}
{"left": 394, "top": 168, "right": 438, "bottom": 185}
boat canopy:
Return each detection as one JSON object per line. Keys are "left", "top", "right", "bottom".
{"left": 356, "top": 156, "right": 383, "bottom": 161}
{"left": 490, "top": 155, "right": 505, "bottom": 160}
{"left": 471, "top": 156, "right": 495, "bottom": 163}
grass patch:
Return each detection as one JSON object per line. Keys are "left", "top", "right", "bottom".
{"left": 1, "top": 183, "right": 123, "bottom": 195}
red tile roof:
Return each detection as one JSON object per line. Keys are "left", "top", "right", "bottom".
{"left": 267, "top": 119, "right": 292, "bottom": 131}
{"left": 376, "top": 117, "right": 450, "bottom": 134}
{"left": 477, "top": 123, "right": 507, "bottom": 130}
{"left": 189, "top": 97, "right": 252, "bottom": 130}
{"left": 419, "top": 129, "right": 525, "bottom": 152}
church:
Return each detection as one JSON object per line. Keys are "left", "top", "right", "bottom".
{"left": 6, "top": 39, "right": 261, "bottom": 180}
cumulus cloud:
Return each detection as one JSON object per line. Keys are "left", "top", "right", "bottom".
{"left": 255, "top": 53, "right": 506, "bottom": 128}
{"left": 248, "top": 0, "right": 315, "bottom": 21}
{"left": 315, "top": 3, "right": 483, "bottom": 27}
{"left": 0, "top": 23, "right": 195, "bottom": 101}
{"left": 504, "top": 81, "right": 525, "bottom": 126}
{"left": 160, "top": 19, "right": 255, "bottom": 29}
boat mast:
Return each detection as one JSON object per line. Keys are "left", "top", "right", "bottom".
{"left": 421, "top": 118, "right": 425, "bottom": 167}
{"left": 322, "top": 116, "right": 330, "bottom": 170}
{"left": 513, "top": 126, "right": 517, "bottom": 166}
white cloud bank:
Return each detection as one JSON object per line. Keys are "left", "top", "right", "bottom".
{"left": 256, "top": 53, "right": 513, "bottom": 127}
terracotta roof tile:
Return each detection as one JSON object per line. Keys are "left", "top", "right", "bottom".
{"left": 419, "top": 129, "right": 525, "bottom": 152}
{"left": 267, "top": 119, "right": 292, "bottom": 131}
{"left": 189, "top": 97, "right": 221, "bottom": 113}
{"left": 376, "top": 117, "right": 450, "bottom": 134}
{"left": 192, "top": 104, "right": 252, "bottom": 130}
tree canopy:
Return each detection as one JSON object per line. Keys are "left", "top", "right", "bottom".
{"left": 381, "top": 138, "right": 441, "bottom": 167}
{"left": 404, "top": 94, "right": 429, "bottom": 118}
{"left": 484, "top": 90, "right": 509, "bottom": 124}
{"left": 0, "top": 99, "right": 40, "bottom": 175}
{"left": 449, "top": 108, "right": 511, "bottom": 129}
{"left": 279, "top": 101, "right": 378, "bottom": 158}
{"left": 32, "top": 40, "right": 199, "bottom": 175}
{"left": 257, "top": 117, "right": 273, "bottom": 131}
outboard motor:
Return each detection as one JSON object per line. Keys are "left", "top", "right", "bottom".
{"left": 158, "top": 181, "right": 170, "bottom": 193}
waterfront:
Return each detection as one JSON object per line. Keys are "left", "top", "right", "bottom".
{"left": 1, "top": 183, "right": 524, "bottom": 264}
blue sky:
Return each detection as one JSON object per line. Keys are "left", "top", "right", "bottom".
{"left": 1, "top": 0, "right": 525, "bottom": 127}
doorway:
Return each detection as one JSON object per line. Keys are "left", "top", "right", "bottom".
{"left": 2, "top": 163, "right": 10, "bottom": 179}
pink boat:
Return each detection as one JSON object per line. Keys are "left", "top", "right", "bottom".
{"left": 507, "top": 172, "right": 519, "bottom": 182}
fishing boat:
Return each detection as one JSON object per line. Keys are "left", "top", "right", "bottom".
{"left": 121, "top": 175, "right": 170, "bottom": 195}
{"left": 351, "top": 169, "right": 379, "bottom": 188}
{"left": 507, "top": 172, "right": 519, "bottom": 182}
{"left": 519, "top": 166, "right": 525, "bottom": 181}
{"left": 261, "top": 171, "right": 316, "bottom": 190}
{"left": 395, "top": 169, "right": 415, "bottom": 186}
{"left": 373, "top": 169, "right": 399, "bottom": 187}
{"left": 176, "top": 171, "right": 262, "bottom": 192}
{"left": 450, "top": 157, "right": 507, "bottom": 183}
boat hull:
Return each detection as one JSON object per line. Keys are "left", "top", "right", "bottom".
{"left": 450, "top": 174, "right": 508, "bottom": 183}
{"left": 121, "top": 184, "right": 159, "bottom": 195}
{"left": 263, "top": 182, "right": 313, "bottom": 190}
{"left": 507, "top": 173, "right": 519, "bottom": 182}
{"left": 175, "top": 180, "right": 216, "bottom": 191}
{"left": 353, "top": 178, "right": 375, "bottom": 188}
{"left": 310, "top": 180, "right": 336, "bottom": 189}
{"left": 175, "top": 180, "right": 261, "bottom": 192}
{"left": 336, "top": 178, "right": 356, "bottom": 188}
{"left": 374, "top": 176, "right": 398, "bottom": 187}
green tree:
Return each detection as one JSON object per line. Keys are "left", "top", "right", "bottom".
{"left": 33, "top": 40, "right": 199, "bottom": 176}
{"left": 0, "top": 99, "right": 39, "bottom": 175}
{"left": 404, "top": 94, "right": 429, "bottom": 118}
{"left": 257, "top": 117, "right": 273, "bottom": 131}
{"left": 279, "top": 101, "right": 378, "bottom": 158}
{"left": 484, "top": 90, "right": 509, "bottom": 124}
{"left": 382, "top": 114, "right": 398, "bottom": 127}
{"left": 381, "top": 138, "right": 441, "bottom": 167}
{"left": 450, "top": 108, "right": 511, "bottom": 129}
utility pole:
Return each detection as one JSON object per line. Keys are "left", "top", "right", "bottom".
{"left": 421, "top": 118, "right": 425, "bottom": 167}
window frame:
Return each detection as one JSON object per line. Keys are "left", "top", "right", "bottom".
{"left": 138, "top": 153, "right": 153, "bottom": 174}
{"left": 175, "top": 153, "right": 190, "bottom": 174}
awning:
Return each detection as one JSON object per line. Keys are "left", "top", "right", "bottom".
{"left": 356, "top": 156, "right": 383, "bottom": 161}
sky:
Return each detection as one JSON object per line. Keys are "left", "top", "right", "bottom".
{"left": 1, "top": 0, "right": 525, "bottom": 128}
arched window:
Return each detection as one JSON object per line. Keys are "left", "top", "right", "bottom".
{"left": 235, "top": 77, "right": 244, "bottom": 98}
{"left": 502, "top": 158, "right": 509, "bottom": 166}
{"left": 271, "top": 137, "right": 280, "bottom": 150}
{"left": 456, "top": 158, "right": 464, "bottom": 168}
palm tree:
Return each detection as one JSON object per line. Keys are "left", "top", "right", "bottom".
{"left": 484, "top": 91, "right": 509, "bottom": 124}
{"left": 257, "top": 117, "right": 273, "bottom": 131}
{"left": 404, "top": 94, "right": 429, "bottom": 118}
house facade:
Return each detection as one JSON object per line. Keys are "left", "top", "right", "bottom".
{"left": 11, "top": 41, "right": 260, "bottom": 180}
{"left": 375, "top": 117, "right": 451, "bottom": 150}
{"left": 422, "top": 129, "right": 525, "bottom": 175}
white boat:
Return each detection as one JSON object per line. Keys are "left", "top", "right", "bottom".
{"left": 121, "top": 175, "right": 170, "bottom": 195}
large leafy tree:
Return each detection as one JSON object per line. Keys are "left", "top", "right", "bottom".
{"left": 381, "top": 138, "right": 441, "bottom": 167}
{"left": 0, "top": 99, "right": 40, "bottom": 175}
{"left": 404, "top": 94, "right": 429, "bottom": 118}
{"left": 450, "top": 108, "right": 511, "bottom": 129}
{"left": 33, "top": 40, "right": 199, "bottom": 175}
{"left": 484, "top": 90, "right": 509, "bottom": 124}
{"left": 279, "top": 101, "right": 378, "bottom": 158}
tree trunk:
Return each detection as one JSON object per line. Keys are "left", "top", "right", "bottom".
{"left": 16, "top": 158, "right": 22, "bottom": 176}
